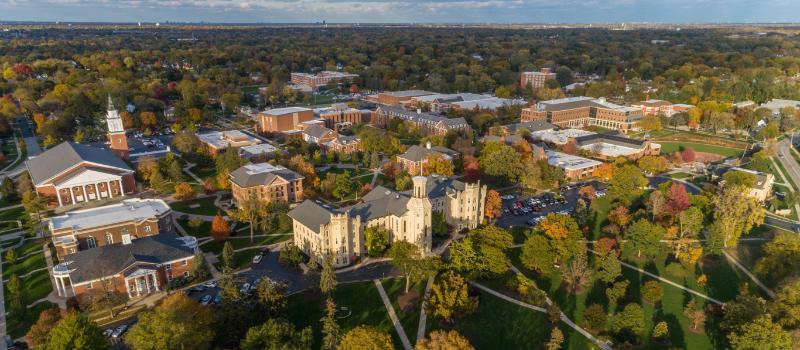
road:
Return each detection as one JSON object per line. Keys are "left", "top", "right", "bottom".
{"left": 16, "top": 116, "right": 41, "bottom": 157}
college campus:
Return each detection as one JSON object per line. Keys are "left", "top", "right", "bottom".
{"left": 1, "top": 9, "right": 800, "bottom": 350}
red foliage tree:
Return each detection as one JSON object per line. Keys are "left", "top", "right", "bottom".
{"left": 665, "top": 183, "right": 691, "bottom": 216}
{"left": 484, "top": 190, "right": 503, "bottom": 220}
{"left": 681, "top": 147, "right": 696, "bottom": 163}
{"left": 463, "top": 155, "right": 481, "bottom": 182}
{"left": 211, "top": 215, "right": 231, "bottom": 241}
{"left": 578, "top": 185, "right": 596, "bottom": 201}
{"left": 594, "top": 237, "right": 618, "bottom": 258}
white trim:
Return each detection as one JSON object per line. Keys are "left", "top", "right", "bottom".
{"left": 34, "top": 161, "right": 133, "bottom": 187}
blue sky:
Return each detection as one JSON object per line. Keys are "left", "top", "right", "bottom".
{"left": 1, "top": 0, "right": 798, "bottom": 23}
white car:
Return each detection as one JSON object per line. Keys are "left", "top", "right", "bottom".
{"left": 202, "top": 281, "right": 217, "bottom": 288}
{"left": 111, "top": 325, "right": 128, "bottom": 338}
{"left": 239, "top": 283, "right": 251, "bottom": 294}
{"left": 253, "top": 254, "right": 263, "bottom": 264}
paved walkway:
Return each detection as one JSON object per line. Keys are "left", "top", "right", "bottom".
{"left": 587, "top": 248, "right": 724, "bottom": 305}
{"left": 173, "top": 216, "right": 222, "bottom": 279}
{"left": 374, "top": 279, "right": 413, "bottom": 350}
{"left": 416, "top": 276, "right": 435, "bottom": 342}
{"left": 469, "top": 280, "right": 612, "bottom": 350}
{"left": 724, "top": 251, "right": 776, "bottom": 299}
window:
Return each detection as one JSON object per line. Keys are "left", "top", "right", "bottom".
{"left": 143, "top": 225, "right": 152, "bottom": 232}
{"left": 183, "top": 259, "right": 189, "bottom": 266}
{"left": 86, "top": 237, "right": 97, "bottom": 249}
{"left": 183, "top": 271, "right": 189, "bottom": 278}
{"left": 105, "top": 233, "right": 113, "bottom": 245}
{"left": 86, "top": 282, "right": 93, "bottom": 289}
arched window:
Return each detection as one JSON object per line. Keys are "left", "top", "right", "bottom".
{"left": 86, "top": 237, "right": 97, "bottom": 249}
{"left": 105, "top": 232, "right": 113, "bottom": 245}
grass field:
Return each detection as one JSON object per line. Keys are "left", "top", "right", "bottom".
{"left": 667, "top": 172, "right": 694, "bottom": 180}
{"left": 176, "top": 218, "right": 212, "bottom": 238}
{"left": 382, "top": 277, "right": 425, "bottom": 341}
{"left": 170, "top": 197, "right": 220, "bottom": 216}
{"left": 658, "top": 142, "right": 744, "bottom": 157}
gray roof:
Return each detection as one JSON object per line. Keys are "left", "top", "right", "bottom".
{"left": 303, "top": 124, "right": 334, "bottom": 139}
{"left": 229, "top": 163, "right": 304, "bottom": 188}
{"left": 423, "top": 176, "right": 466, "bottom": 199}
{"left": 573, "top": 132, "right": 645, "bottom": 148}
{"left": 26, "top": 141, "right": 132, "bottom": 186}
{"left": 399, "top": 145, "right": 458, "bottom": 162}
{"left": 505, "top": 120, "right": 557, "bottom": 133}
{"left": 378, "top": 106, "right": 468, "bottom": 130}
{"left": 348, "top": 187, "right": 410, "bottom": 221}
{"left": 287, "top": 200, "right": 339, "bottom": 233}
{"left": 62, "top": 233, "right": 195, "bottom": 284}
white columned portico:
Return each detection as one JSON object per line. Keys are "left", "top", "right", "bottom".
{"left": 93, "top": 183, "right": 99, "bottom": 200}
{"left": 56, "top": 189, "right": 63, "bottom": 206}
{"left": 69, "top": 187, "right": 76, "bottom": 204}
{"left": 107, "top": 181, "right": 113, "bottom": 198}
{"left": 118, "top": 179, "right": 125, "bottom": 197}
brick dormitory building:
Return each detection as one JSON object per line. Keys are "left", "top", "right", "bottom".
{"left": 521, "top": 96, "right": 643, "bottom": 132}
{"left": 229, "top": 163, "right": 305, "bottom": 205}
{"left": 49, "top": 198, "right": 198, "bottom": 301}
{"left": 374, "top": 105, "right": 471, "bottom": 136}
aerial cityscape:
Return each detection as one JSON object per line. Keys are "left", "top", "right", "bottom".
{"left": 1, "top": 2, "right": 800, "bottom": 350}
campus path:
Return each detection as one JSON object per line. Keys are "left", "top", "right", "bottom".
{"left": 416, "top": 276, "right": 435, "bottom": 342}
{"left": 469, "top": 281, "right": 612, "bottom": 350}
{"left": 173, "top": 216, "right": 222, "bottom": 279}
{"left": 724, "top": 251, "right": 776, "bottom": 299}
{"left": 587, "top": 248, "right": 724, "bottom": 305}
{"left": 374, "top": 279, "right": 413, "bottom": 350}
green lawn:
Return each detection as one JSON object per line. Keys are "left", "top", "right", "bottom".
{"left": 667, "top": 172, "right": 694, "bottom": 180}
{"left": 658, "top": 142, "right": 743, "bottom": 157}
{"left": 11, "top": 239, "right": 44, "bottom": 257}
{"left": 286, "top": 281, "right": 402, "bottom": 349}
{"left": 0, "top": 207, "right": 25, "bottom": 221}
{"left": 170, "top": 197, "right": 220, "bottom": 216}
{"left": 4, "top": 269, "right": 53, "bottom": 306}
{"left": 202, "top": 234, "right": 291, "bottom": 255}
{"left": 7, "top": 302, "right": 58, "bottom": 339}
{"left": 176, "top": 218, "right": 212, "bottom": 238}
{"left": 426, "top": 289, "right": 565, "bottom": 349}
{"left": 588, "top": 196, "right": 613, "bottom": 240}
{"left": 382, "top": 277, "right": 425, "bottom": 341}
{"left": 3, "top": 252, "right": 46, "bottom": 279}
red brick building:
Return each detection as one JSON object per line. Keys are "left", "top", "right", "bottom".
{"left": 26, "top": 141, "right": 136, "bottom": 207}
{"left": 229, "top": 163, "right": 305, "bottom": 205}
{"left": 257, "top": 107, "right": 315, "bottom": 133}
{"left": 520, "top": 68, "right": 556, "bottom": 91}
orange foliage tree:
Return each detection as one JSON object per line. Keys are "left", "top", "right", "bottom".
{"left": 174, "top": 182, "right": 196, "bottom": 200}
{"left": 484, "top": 190, "right": 502, "bottom": 221}
{"left": 211, "top": 214, "right": 231, "bottom": 241}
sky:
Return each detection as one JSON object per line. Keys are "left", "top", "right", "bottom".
{"left": 1, "top": 0, "right": 799, "bottom": 24}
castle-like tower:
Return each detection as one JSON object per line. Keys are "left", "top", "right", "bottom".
{"left": 106, "top": 95, "right": 129, "bottom": 159}
{"left": 406, "top": 176, "right": 433, "bottom": 253}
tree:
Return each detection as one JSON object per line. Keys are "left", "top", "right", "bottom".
{"left": 773, "top": 276, "right": 800, "bottom": 328}
{"left": 652, "top": 321, "right": 669, "bottom": 340}
{"left": 279, "top": 243, "right": 305, "bottom": 267}
{"left": 581, "top": 304, "right": 608, "bottom": 333}
{"left": 240, "top": 319, "right": 312, "bottom": 350}
{"left": 723, "top": 288, "right": 768, "bottom": 332}
{"left": 536, "top": 214, "right": 582, "bottom": 263}
{"left": 478, "top": 142, "right": 522, "bottom": 180}
{"left": 174, "top": 182, "right": 196, "bottom": 200}
{"left": 320, "top": 254, "right": 337, "bottom": 295}
{"left": 227, "top": 193, "right": 267, "bottom": 243}
{"left": 638, "top": 115, "right": 662, "bottom": 131}
{"left": 484, "top": 190, "right": 502, "bottom": 220}
{"left": 625, "top": 219, "right": 665, "bottom": 259}
{"left": 7, "top": 274, "right": 24, "bottom": 317}
{"left": 257, "top": 279, "right": 288, "bottom": 319}
{"left": 714, "top": 185, "right": 765, "bottom": 247}
{"left": 607, "top": 165, "right": 648, "bottom": 205}
{"left": 637, "top": 156, "right": 668, "bottom": 175}
{"left": 211, "top": 214, "right": 231, "bottom": 241}
{"left": 389, "top": 241, "right": 441, "bottom": 293}
{"left": 683, "top": 299, "right": 707, "bottom": 332}
{"left": 321, "top": 298, "right": 341, "bottom": 350}
{"left": 641, "top": 280, "right": 663, "bottom": 304}
{"left": 723, "top": 170, "right": 757, "bottom": 188}
{"left": 728, "top": 315, "right": 791, "bottom": 350}
{"left": 422, "top": 154, "right": 454, "bottom": 176}
{"left": 562, "top": 255, "right": 591, "bottom": 295}
{"left": 468, "top": 225, "right": 513, "bottom": 250}
{"left": 26, "top": 308, "right": 62, "bottom": 348}
{"left": 665, "top": 182, "right": 691, "bottom": 217}
{"left": 606, "top": 280, "right": 629, "bottom": 308}
{"left": 44, "top": 312, "right": 109, "bottom": 350}
{"left": 222, "top": 241, "right": 234, "bottom": 271}
{"left": 592, "top": 163, "right": 614, "bottom": 181}
{"left": 332, "top": 170, "right": 357, "bottom": 201}
{"left": 364, "top": 226, "right": 389, "bottom": 256}
{"left": 339, "top": 326, "right": 394, "bottom": 350}
{"left": 612, "top": 303, "right": 646, "bottom": 337}
{"left": 754, "top": 232, "right": 800, "bottom": 284}
{"left": 597, "top": 253, "right": 622, "bottom": 284}
{"left": 127, "top": 293, "right": 214, "bottom": 350}
{"left": 520, "top": 234, "right": 557, "bottom": 274}
{"left": 415, "top": 330, "right": 474, "bottom": 350}
{"left": 545, "top": 328, "right": 564, "bottom": 350}
{"left": 4, "top": 248, "right": 16, "bottom": 265}
{"left": 1, "top": 176, "right": 17, "bottom": 202}
{"left": 426, "top": 271, "right": 478, "bottom": 323}
{"left": 681, "top": 147, "right": 696, "bottom": 162}
{"left": 139, "top": 111, "right": 158, "bottom": 129}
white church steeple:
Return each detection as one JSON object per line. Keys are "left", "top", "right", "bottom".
{"left": 106, "top": 95, "right": 124, "bottom": 134}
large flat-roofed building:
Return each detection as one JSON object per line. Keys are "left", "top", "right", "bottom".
{"left": 502, "top": 120, "right": 557, "bottom": 135}
{"left": 545, "top": 150, "right": 602, "bottom": 180}
{"left": 239, "top": 143, "right": 279, "bottom": 161}
{"left": 520, "top": 68, "right": 556, "bottom": 91}
{"left": 371, "top": 90, "right": 436, "bottom": 107}
{"left": 408, "top": 93, "right": 524, "bottom": 113}
{"left": 197, "top": 130, "right": 262, "bottom": 155}
{"left": 397, "top": 142, "right": 459, "bottom": 176}
{"left": 229, "top": 163, "right": 305, "bottom": 205}
{"left": 52, "top": 233, "right": 197, "bottom": 301}
{"left": 374, "top": 106, "right": 471, "bottom": 136}
{"left": 288, "top": 176, "right": 485, "bottom": 267}
{"left": 314, "top": 104, "right": 370, "bottom": 131}
{"left": 529, "top": 128, "right": 596, "bottom": 146}
{"left": 761, "top": 99, "right": 800, "bottom": 116}
{"left": 290, "top": 71, "right": 358, "bottom": 90}
{"left": 257, "top": 107, "right": 315, "bottom": 133}
{"left": 48, "top": 198, "right": 172, "bottom": 259}
{"left": 521, "top": 96, "right": 643, "bottom": 132}
{"left": 573, "top": 133, "right": 661, "bottom": 160}
{"left": 26, "top": 141, "right": 136, "bottom": 207}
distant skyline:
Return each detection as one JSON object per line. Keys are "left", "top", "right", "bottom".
{"left": 1, "top": 0, "right": 799, "bottom": 24}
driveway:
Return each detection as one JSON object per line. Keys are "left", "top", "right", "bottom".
{"left": 16, "top": 116, "right": 41, "bottom": 157}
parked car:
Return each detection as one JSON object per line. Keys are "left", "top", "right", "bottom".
{"left": 103, "top": 329, "right": 114, "bottom": 337}
{"left": 202, "top": 281, "right": 217, "bottom": 288}
{"left": 188, "top": 286, "right": 205, "bottom": 294}
{"left": 253, "top": 254, "right": 263, "bottom": 264}
{"left": 239, "top": 283, "right": 251, "bottom": 294}
{"left": 111, "top": 325, "right": 128, "bottom": 338}
{"left": 213, "top": 294, "right": 221, "bottom": 305}
{"left": 201, "top": 295, "right": 213, "bottom": 306}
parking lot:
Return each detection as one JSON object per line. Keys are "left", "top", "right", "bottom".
{"left": 495, "top": 181, "right": 606, "bottom": 230}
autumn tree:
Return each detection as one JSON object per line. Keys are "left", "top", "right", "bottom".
{"left": 211, "top": 214, "right": 231, "bottom": 241}
{"left": 426, "top": 271, "right": 478, "bottom": 323}
{"left": 714, "top": 185, "right": 765, "bottom": 247}
{"left": 484, "top": 190, "right": 502, "bottom": 221}
{"left": 683, "top": 300, "right": 707, "bottom": 332}
{"left": 174, "top": 182, "right": 196, "bottom": 200}
{"left": 240, "top": 319, "right": 312, "bottom": 350}
{"left": 608, "top": 165, "right": 648, "bottom": 205}
{"left": 320, "top": 254, "right": 337, "bottom": 295}
{"left": 364, "top": 226, "right": 389, "bottom": 256}
{"left": 415, "top": 330, "right": 474, "bottom": 350}
{"left": 339, "top": 326, "right": 395, "bottom": 350}
{"left": 546, "top": 328, "right": 564, "bottom": 350}
{"left": 389, "top": 241, "right": 441, "bottom": 293}
{"left": 612, "top": 303, "right": 646, "bottom": 337}
{"left": 321, "top": 298, "right": 341, "bottom": 350}
{"left": 44, "top": 312, "right": 109, "bottom": 350}
{"left": 728, "top": 315, "right": 792, "bottom": 350}
{"left": 681, "top": 147, "right": 696, "bottom": 162}
{"left": 227, "top": 193, "right": 267, "bottom": 243}
{"left": 26, "top": 308, "right": 62, "bottom": 348}
{"left": 127, "top": 293, "right": 214, "bottom": 350}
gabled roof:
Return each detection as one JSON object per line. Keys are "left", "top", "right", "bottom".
{"left": 303, "top": 124, "right": 335, "bottom": 139}
{"left": 287, "top": 200, "right": 339, "bottom": 233}
{"left": 229, "top": 163, "right": 304, "bottom": 188}
{"left": 26, "top": 141, "right": 132, "bottom": 186}
{"left": 398, "top": 145, "right": 458, "bottom": 162}
{"left": 61, "top": 233, "right": 195, "bottom": 284}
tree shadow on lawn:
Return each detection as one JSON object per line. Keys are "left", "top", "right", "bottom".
{"left": 662, "top": 313, "right": 688, "bottom": 349}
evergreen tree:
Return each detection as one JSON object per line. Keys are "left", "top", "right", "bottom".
{"left": 321, "top": 298, "right": 341, "bottom": 350}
